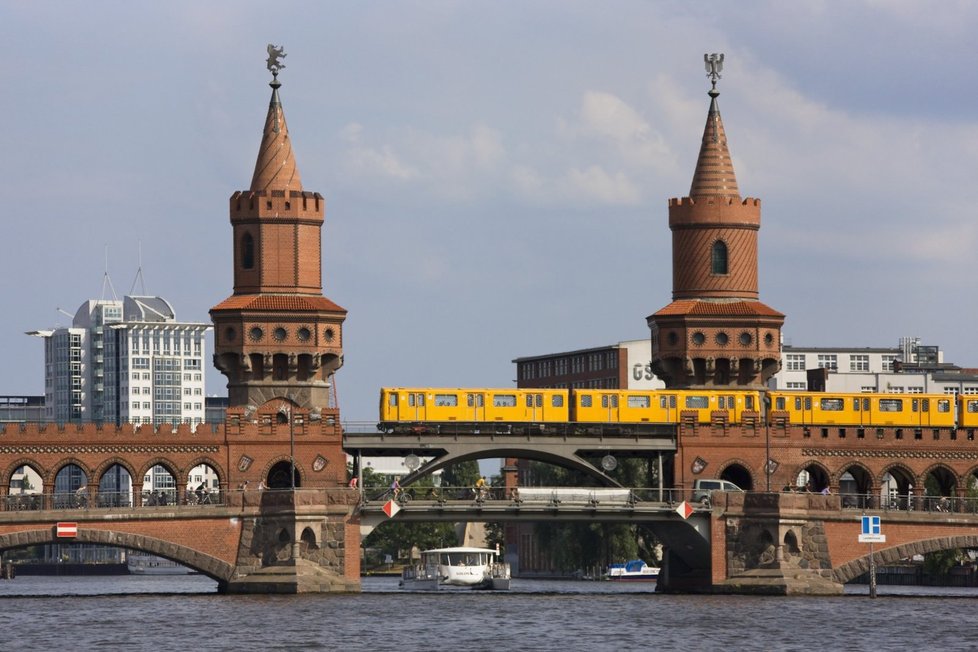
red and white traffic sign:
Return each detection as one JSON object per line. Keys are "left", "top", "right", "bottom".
{"left": 56, "top": 522, "right": 78, "bottom": 538}
{"left": 383, "top": 499, "right": 401, "bottom": 518}
{"left": 675, "top": 501, "right": 694, "bottom": 520}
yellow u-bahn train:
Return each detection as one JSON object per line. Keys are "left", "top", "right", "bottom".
{"left": 378, "top": 387, "right": 978, "bottom": 433}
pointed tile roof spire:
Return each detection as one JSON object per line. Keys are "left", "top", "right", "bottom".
{"left": 250, "top": 71, "right": 303, "bottom": 193}
{"left": 688, "top": 84, "right": 740, "bottom": 199}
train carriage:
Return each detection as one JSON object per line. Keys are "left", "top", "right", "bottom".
{"left": 378, "top": 387, "right": 569, "bottom": 433}
{"left": 571, "top": 389, "right": 758, "bottom": 428}
{"left": 959, "top": 397, "right": 978, "bottom": 430}
{"left": 770, "top": 391, "right": 955, "bottom": 428}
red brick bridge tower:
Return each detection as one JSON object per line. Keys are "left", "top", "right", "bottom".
{"left": 210, "top": 66, "right": 347, "bottom": 419}
{"left": 648, "top": 57, "right": 783, "bottom": 388}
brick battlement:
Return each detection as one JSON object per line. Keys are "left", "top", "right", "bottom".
{"left": 668, "top": 196, "right": 761, "bottom": 208}
{"left": 230, "top": 189, "right": 323, "bottom": 221}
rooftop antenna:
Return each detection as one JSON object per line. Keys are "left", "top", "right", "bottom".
{"left": 101, "top": 245, "right": 118, "bottom": 301}
{"left": 129, "top": 240, "right": 147, "bottom": 295}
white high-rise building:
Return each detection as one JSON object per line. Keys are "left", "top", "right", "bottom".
{"left": 29, "top": 296, "right": 211, "bottom": 425}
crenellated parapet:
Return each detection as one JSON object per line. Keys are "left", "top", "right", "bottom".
{"left": 230, "top": 189, "right": 324, "bottom": 224}
{"left": 668, "top": 196, "right": 761, "bottom": 228}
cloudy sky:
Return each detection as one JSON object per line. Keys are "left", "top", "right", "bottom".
{"left": 2, "top": 1, "right": 978, "bottom": 422}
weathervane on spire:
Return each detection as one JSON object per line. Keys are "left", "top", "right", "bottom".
{"left": 266, "top": 44, "right": 287, "bottom": 80}
{"left": 704, "top": 53, "right": 724, "bottom": 90}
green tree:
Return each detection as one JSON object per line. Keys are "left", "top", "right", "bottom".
{"left": 359, "top": 467, "right": 457, "bottom": 564}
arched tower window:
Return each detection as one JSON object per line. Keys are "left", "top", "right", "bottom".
{"left": 242, "top": 233, "right": 255, "bottom": 270}
{"left": 711, "top": 240, "right": 728, "bottom": 275}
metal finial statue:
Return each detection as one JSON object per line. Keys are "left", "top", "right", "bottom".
{"left": 266, "top": 44, "right": 287, "bottom": 79}
{"left": 704, "top": 53, "right": 724, "bottom": 90}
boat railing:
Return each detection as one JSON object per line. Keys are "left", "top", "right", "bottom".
{"left": 487, "top": 562, "right": 510, "bottom": 579}
{"left": 402, "top": 562, "right": 440, "bottom": 582}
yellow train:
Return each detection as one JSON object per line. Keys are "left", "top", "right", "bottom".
{"left": 378, "top": 386, "right": 978, "bottom": 433}
{"left": 378, "top": 387, "right": 759, "bottom": 433}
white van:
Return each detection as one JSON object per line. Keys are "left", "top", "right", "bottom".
{"left": 692, "top": 479, "right": 743, "bottom": 506}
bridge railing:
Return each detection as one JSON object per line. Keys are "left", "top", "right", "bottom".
{"left": 2, "top": 489, "right": 231, "bottom": 512}
{"left": 838, "top": 492, "right": 978, "bottom": 514}
{"left": 359, "top": 485, "right": 687, "bottom": 506}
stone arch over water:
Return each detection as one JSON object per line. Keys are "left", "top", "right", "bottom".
{"left": 833, "top": 534, "right": 978, "bottom": 584}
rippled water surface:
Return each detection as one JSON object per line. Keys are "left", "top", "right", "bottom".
{"left": 2, "top": 575, "right": 977, "bottom": 651}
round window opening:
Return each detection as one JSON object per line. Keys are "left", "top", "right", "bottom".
{"left": 739, "top": 332, "right": 752, "bottom": 345}
{"left": 249, "top": 327, "right": 264, "bottom": 342}
{"left": 297, "top": 327, "right": 311, "bottom": 342}
{"left": 324, "top": 328, "right": 335, "bottom": 342}
{"left": 692, "top": 332, "right": 706, "bottom": 345}
{"left": 273, "top": 327, "right": 287, "bottom": 341}
{"left": 764, "top": 333, "right": 774, "bottom": 346}
{"left": 716, "top": 332, "right": 729, "bottom": 345}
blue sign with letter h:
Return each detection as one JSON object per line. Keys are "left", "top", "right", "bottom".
{"left": 861, "top": 515, "right": 881, "bottom": 535}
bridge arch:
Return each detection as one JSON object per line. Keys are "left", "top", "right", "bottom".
{"left": 92, "top": 457, "right": 138, "bottom": 486}
{"left": 0, "top": 527, "right": 233, "bottom": 581}
{"left": 716, "top": 459, "right": 754, "bottom": 491}
{"left": 47, "top": 458, "right": 91, "bottom": 488}
{"left": 396, "top": 447, "right": 622, "bottom": 488}
{"left": 3, "top": 459, "right": 45, "bottom": 491}
{"left": 793, "top": 460, "right": 832, "bottom": 492}
{"left": 265, "top": 457, "right": 301, "bottom": 489}
{"left": 919, "top": 462, "right": 957, "bottom": 495}
{"left": 834, "top": 534, "right": 978, "bottom": 584}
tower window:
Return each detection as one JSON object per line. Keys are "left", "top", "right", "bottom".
{"left": 242, "top": 233, "right": 255, "bottom": 270}
{"left": 711, "top": 240, "right": 728, "bottom": 275}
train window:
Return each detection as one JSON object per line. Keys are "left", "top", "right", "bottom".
{"left": 969, "top": 401, "right": 978, "bottom": 413}
{"left": 938, "top": 400, "right": 950, "bottom": 413}
{"left": 627, "top": 395, "right": 650, "bottom": 408}
{"left": 552, "top": 395, "right": 564, "bottom": 408}
{"left": 863, "top": 398, "right": 870, "bottom": 411}
{"left": 912, "top": 399, "right": 919, "bottom": 412}
{"left": 820, "top": 398, "right": 844, "bottom": 411}
{"left": 467, "top": 394, "right": 484, "bottom": 407}
{"left": 686, "top": 396, "right": 709, "bottom": 409}
{"left": 794, "top": 397, "right": 801, "bottom": 410}
{"left": 493, "top": 395, "right": 517, "bottom": 408}
{"left": 776, "top": 397, "right": 785, "bottom": 410}
{"left": 659, "top": 395, "right": 677, "bottom": 408}
{"left": 745, "top": 395, "right": 754, "bottom": 410}
{"left": 878, "top": 399, "right": 903, "bottom": 412}
{"left": 434, "top": 394, "right": 458, "bottom": 407}
{"left": 601, "top": 395, "right": 618, "bottom": 408}
{"left": 417, "top": 394, "right": 425, "bottom": 406}
{"left": 921, "top": 399, "right": 930, "bottom": 412}
{"left": 526, "top": 395, "right": 533, "bottom": 407}
{"left": 408, "top": 394, "right": 415, "bottom": 407}
{"left": 853, "top": 399, "right": 860, "bottom": 411}
{"left": 718, "top": 397, "right": 726, "bottom": 409}
{"left": 389, "top": 394, "right": 398, "bottom": 406}
{"left": 536, "top": 394, "right": 543, "bottom": 408}
{"left": 804, "top": 397, "right": 812, "bottom": 410}
{"left": 581, "top": 395, "right": 592, "bottom": 408}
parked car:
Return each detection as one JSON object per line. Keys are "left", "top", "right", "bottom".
{"left": 692, "top": 479, "right": 743, "bottom": 506}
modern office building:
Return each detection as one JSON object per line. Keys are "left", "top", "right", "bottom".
{"left": 28, "top": 296, "right": 211, "bottom": 425}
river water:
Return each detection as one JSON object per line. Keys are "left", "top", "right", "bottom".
{"left": 2, "top": 575, "right": 976, "bottom": 651}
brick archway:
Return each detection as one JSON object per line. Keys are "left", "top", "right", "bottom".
{"left": 0, "top": 528, "right": 234, "bottom": 581}
{"left": 833, "top": 534, "right": 978, "bottom": 584}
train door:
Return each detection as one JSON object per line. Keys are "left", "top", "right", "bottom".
{"left": 601, "top": 392, "right": 620, "bottom": 423}
{"left": 854, "top": 396, "right": 870, "bottom": 425}
{"left": 659, "top": 393, "right": 678, "bottom": 422}
{"left": 404, "top": 391, "right": 426, "bottom": 421}
{"left": 912, "top": 397, "right": 929, "bottom": 427}
{"left": 797, "top": 395, "right": 814, "bottom": 425}
{"left": 526, "top": 393, "right": 544, "bottom": 421}
{"left": 466, "top": 392, "right": 486, "bottom": 421}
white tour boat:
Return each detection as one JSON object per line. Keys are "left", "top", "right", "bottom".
{"left": 606, "top": 559, "right": 659, "bottom": 581}
{"left": 400, "top": 546, "right": 510, "bottom": 590}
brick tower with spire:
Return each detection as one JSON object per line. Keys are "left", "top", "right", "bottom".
{"left": 211, "top": 64, "right": 347, "bottom": 417}
{"left": 648, "top": 57, "right": 783, "bottom": 388}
